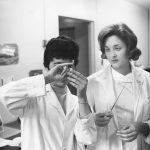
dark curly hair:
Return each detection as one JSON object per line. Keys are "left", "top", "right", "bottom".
{"left": 44, "top": 35, "right": 79, "bottom": 69}
{"left": 98, "top": 23, "right": 141, "bottom": 61}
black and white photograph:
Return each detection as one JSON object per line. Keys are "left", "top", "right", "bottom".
{"left": 0, "top": 0, "right": 150, "bottom": 150}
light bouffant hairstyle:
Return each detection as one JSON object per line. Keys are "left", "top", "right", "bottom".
{"left": 98, "top": 23, "right": 141, "bottom": 61}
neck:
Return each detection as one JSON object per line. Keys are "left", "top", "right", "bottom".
{"left": 51, "top": 84, "right": 67, "bottom": 94}
{"left": 112, "top": 63, "right": 131, "bottom": 75}
{"left": 51, "top": 84, "right": 67, "bottom": 115}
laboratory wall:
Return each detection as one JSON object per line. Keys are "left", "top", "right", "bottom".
{"left": 0, "top": 0, "right": 149, "bottom": 80}
{"left": 95, "top": 0, "right": 149, "bottom": 70}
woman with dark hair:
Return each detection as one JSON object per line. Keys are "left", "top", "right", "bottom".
{"left": 0, "top": 36, "right": 97, "bottom": 150}
{"left": 86, "top": 23, "right": 150, "bottom": 150}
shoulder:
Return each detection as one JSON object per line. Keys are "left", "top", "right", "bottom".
{"left": 87, "top": 65, "right": 110, "bottom": 85}
{"left": 133, "top": 66, "right": 150, "bottom": 77}
{"left": 132, "top": 66, "right": 150, "bottom": 83}
{"left": 88, "top": 68, "right": 105, "bottom": 80}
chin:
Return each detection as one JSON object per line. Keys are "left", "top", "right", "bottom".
{"left": 111, "top": 63, "right": 120, "bottom": 69}
{"left": 53, "top": 82, "right": 67, "bottom": 88}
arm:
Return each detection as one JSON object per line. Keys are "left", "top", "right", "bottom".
{"left": 67, "top": 69, "right": 91, "bottom": 116}
{"left": 67, "top": 69, "right": 97, "bottom": 145}
{"left": 0, "top": 75, "right": 46, "bottom": 117}
{"left": 87, "top": 77, "right": 113, "bottom": 128}
{"left": 144, "top": 72, "right": 150, "bottom": 144}
{"left": 0, "top": 62, "right": 73, "bottom": 117}
{"left": 116, "top": 122, "right": 150, "bottom": 142}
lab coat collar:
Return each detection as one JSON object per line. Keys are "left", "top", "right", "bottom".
{"left": 111, "top": 67, "right": 132, "bottom": 83}
{"left": 103, "top": 63, "right": 144, "bottom": 85}
{"left": 101, "top": 66, "right": 120, "bottom": 129}
{"left": 45, "top": 84, "right": 77, "bottom": 118}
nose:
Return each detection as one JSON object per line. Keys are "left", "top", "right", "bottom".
{"left": 111, "top": 50, "right": 117, "bottom": 58}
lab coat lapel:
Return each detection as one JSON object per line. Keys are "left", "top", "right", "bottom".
{"left": 65, "top": 87, "right": 77, "bottom": 117}
{"left": 102, "top": 66, "right": 119, "bottom": 129}
{"left": 102, "top": 65, "right": 144, "bottom": 130}
{"left": 101, "top": 66, "right": 116, "bottom": 107}
{"left": 132, "top": 67, "right": 144, "bottom": 122}
{"left": 46, "top": 84, "right": 65, "bottom": 118}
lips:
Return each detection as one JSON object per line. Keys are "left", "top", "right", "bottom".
{"left": 111, "top": 59, "right": 118, "bottom": 63}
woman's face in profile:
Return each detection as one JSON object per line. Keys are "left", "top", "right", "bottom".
{"left": 104, "top": 35, "right": 130, "bottom": 73}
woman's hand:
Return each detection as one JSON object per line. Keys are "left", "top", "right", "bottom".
{"left": 67, "top": 69, "right": 91, "bottom": 117}
{"left": 95, "top": 111, "right": 113, "bottom": 127}
{"left": 67, "top": 69, "right": 87, "bottom": 100}
{"left": 117, "top": 122, "right": 150, "bottom": 142}
{"left": 44, "top": 63, "right": 73, "bottom": 84}
{"left": 116, "top": 124, "right": 138, "bottom": 142}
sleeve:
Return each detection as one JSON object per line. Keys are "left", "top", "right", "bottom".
{"left": 74, "top": 112, "right": 97, "bottom": 145}
{"left": 143, "top": 72, "right": 150, "bottom": 144}
{"left": 86, "top": 78, "right": 95, "bottom": 113}
{"left": 0, "top": 75, "right": 46, "bottom": 117}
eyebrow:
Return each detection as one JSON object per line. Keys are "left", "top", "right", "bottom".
{"left": 54, "top": 60, "right": 74, "bottom": 65}
{"left": 113, "top": 44, "right": 121, "bottom": 47}
{"left": 105, "top": 44, "right": 121, "bottom": 47}
{"left": 54, "top": 62, "right": 63, "bottom": 65}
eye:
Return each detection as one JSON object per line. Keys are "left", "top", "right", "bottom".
{"left": 114, "top": 47, "right": 121, "bottom": 51}
{"left": 104, "top": 47, "right": 110, "bottom": 52}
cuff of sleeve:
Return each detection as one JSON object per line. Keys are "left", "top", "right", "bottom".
{"left": 77, "top": 113, "right": 95, "bottom": 128}
{"left": 27, "top": 75, "right": 46, "bottom": 97}
{"left": 78, "top": 112, "right": 91, "bottom": 119}
{"left": 74, "top": 113, "right": 97, "bottom": 145}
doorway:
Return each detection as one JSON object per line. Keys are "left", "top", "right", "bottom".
{"left": 59, "top": 16, "right": 94, "bottom": 95}
{"left": 59, "top": 16, "right": 93, "bottom": 76}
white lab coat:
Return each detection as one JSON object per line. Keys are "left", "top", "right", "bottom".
{"left": 0, "top": 75, "right": 97, "bottom": 150}
{"left": 86, "top": 64, "right": 150, "bottom": 150}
